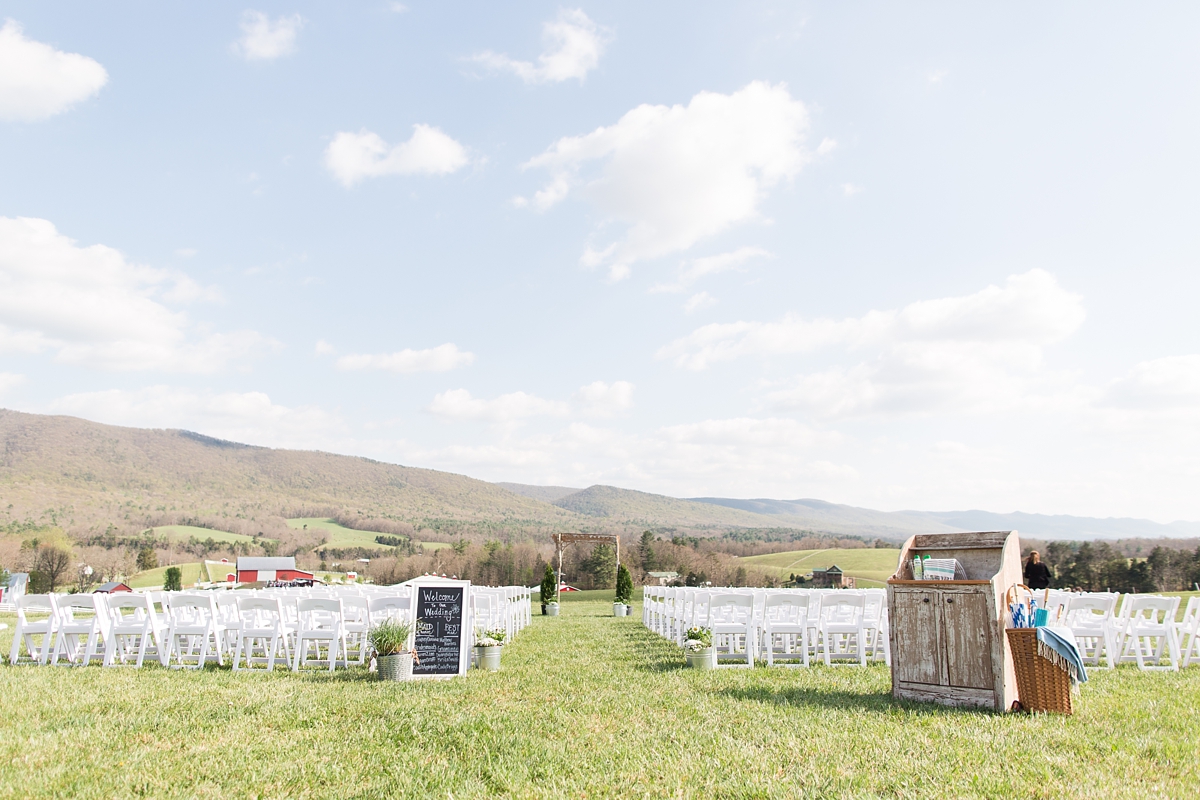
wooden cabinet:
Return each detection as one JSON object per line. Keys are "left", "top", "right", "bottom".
{"left": 887, "top": 531, "right": 1023, "bottom": 712}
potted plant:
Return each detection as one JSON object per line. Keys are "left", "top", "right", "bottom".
{"left": 683, "top": 627, "right": 714, "bottom": 670}
{"left": 614, "top": 563, "right": 633, "bottom": 616}
{"left": 370, "top": 617, "right": 417, "bottom": 681}
{"left": 540, "top": 563, "right": 559, "bottom": 616}
{"left": 474, "top": 627, "right": 506, "bottom": 671}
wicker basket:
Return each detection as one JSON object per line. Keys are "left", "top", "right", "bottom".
{"left": 1006, "top": 628, "right": 1072, "bottom": 714}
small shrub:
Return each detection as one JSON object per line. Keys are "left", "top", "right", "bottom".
{"left": 164, "top": 566, "right": 182, "bottom": 592}
{"left": 369, "top": 618, "right": 414, "bottom": 656}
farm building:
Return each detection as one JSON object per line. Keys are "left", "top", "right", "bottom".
{"left": 236, "top": 557, "right": 313, "bottom": 584}
{"left": 93, "top": 582, "right": 132, "bottom": 593}
{"left": 810, "top": 565, "right": 855, "bottom": 588}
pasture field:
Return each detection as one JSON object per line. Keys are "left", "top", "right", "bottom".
{"left": 125, "top": 562, "right": 205, "bottom": 589}
{"left": 152, "top": 525, "right": 269, "bottom": 545}
{"left": 741, "top": 547, "right": 902, "bottom": 586}
{"left": 286, "top": 517, "right": 449, "bottom": 551}
{"left": 2, "top": 597, "right": 1199, "bottom": 798}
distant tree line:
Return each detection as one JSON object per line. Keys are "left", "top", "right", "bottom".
{"left": 1041, "top": 541, "right": 1200, "bottom": 593}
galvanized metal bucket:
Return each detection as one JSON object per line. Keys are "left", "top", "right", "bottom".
{"left": 685, "top": 648, "right": 715, "bottom": 670}
{"left": 475, "top": 646, "right": 502, "bottom": 671}
{"left": 546, "top": 604, "right": 560, "bottom": 616}
{"left": 377, "top": 652, "right": 413, "bottom": 681}
{"left": 613, "top": 603, "right": 628, "bottom": 617}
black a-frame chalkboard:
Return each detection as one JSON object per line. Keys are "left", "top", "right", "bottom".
{"left": 410, "top": 579, "right": 471, "bottom": 678}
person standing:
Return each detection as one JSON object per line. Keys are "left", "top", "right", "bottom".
{"left": 1024, "top": 550, "right": 1052, "bottom": 590}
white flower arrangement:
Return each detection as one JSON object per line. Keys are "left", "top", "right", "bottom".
{"left": 684, "top": 626, "right": 712, "bottom": 652}
{"left": 475, "top": 627, "right": 508, "bottom": 647}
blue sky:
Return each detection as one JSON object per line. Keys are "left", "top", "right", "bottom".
{"left": 2, "top": 2, "right": 1199, "bottom": 521}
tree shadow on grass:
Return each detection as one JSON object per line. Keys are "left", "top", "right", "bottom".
{"left": 714, "top": 684, "right": 996, "bottom": 717}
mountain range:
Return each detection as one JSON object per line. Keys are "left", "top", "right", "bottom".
{"left": 2, "top": 408, "right": 1196, "bottom": 543}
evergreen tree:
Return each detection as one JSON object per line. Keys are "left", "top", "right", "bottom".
{"left": 540, "top": 562, "right": 558, "bottom": 604}
{"left": 615, "top": 563, "right": 633, "bottom": 604}
{"left": 164, "top": 566, "right": 183, "bottom": 592}
{"left": 638, "top": 530, "right": 656, "bottom": 572}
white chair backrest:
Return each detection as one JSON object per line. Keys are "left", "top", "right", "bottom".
{"left": 1126, "top": 595, "right": 1178, "bottom": 625}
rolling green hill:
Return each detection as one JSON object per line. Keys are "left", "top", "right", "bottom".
{"left": 0, "top": 409, "right": 582, "bottom": 539}
{"left": 552, "top": 485, "right": 797, "bottom": 528}
{"left": 153, "top": 525, "right": 269, "bottom": 545}
{"left": 285, "top": 518, "right": 449, "bottom": 551}
{"left": 740, "top": 548, "right": 902, "bottom": 586}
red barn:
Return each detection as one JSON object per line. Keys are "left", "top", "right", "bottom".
{"left": 236, "top": 557, "right": 313, "bottom": 584}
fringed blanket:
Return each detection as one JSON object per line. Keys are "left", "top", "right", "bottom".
{"left": 1037, "top": 625, "right": 1088, "bottom": 684}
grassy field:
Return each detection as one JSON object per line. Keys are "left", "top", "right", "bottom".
{"left": 286, "top": 517, "right": 450, "bottom": 551}
{"left": 125, "top": 562, "right": 205, "bottom": 589}
{"left": 153, "top": 525, "right": 270, "bottom": 545}
{"left": 1, "top": 597, "right": 1198, "bottom": 798}
{"left": 741, "top": 547, "right": 902, "bottom": 586}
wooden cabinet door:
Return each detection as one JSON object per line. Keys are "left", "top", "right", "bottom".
{"left": 942, "top": 590, "right": 994, "bottom": 689}
{"left": 892, "top": 589, "right": 942, "bottom": 685}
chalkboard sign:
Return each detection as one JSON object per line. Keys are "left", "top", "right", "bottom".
{"left": 411, "top": 580, "right": 470, "bottom": 677}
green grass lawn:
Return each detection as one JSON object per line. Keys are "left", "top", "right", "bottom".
{"left": 741, "top": 547, "right": 901, "bottom": 587}
{"left": 286, "top": 517, "right": 449, "bottom": 551}
{"left": 153, "top": 525, "right": 271, "bottom": 545}
{"left": 1, "top": 597, "right": 1198, "bottom": 798}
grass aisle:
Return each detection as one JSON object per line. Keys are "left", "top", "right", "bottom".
{"left": 1, "top": 599, "right": 1198, "bottom": 798}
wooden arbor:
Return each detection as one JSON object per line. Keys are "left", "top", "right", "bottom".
{"left": 551, "top": 533, "right": 620, "bottom": 591}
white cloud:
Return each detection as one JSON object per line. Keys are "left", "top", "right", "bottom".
{"left": 428, "top": 389, "right": 569, "bottom": 422}
{"left": 523, "top": 82, "right": 811, "bottom": 278}
{"left": 927, "top": 69, "right": 949, "bottom": 84}
{"left": 48, "top": 386, "right": 345, "bottom": 450}
{"left": 0, "top": 20, "right": 107, "bottom": 121}
{"left": 659, "top": 270, "right": 1086, "bottom": 419}
{"left": 816, "top": 137, "right": 838, "bottom": 156}
{"left": 0, "top": 372, "right": 25, "bottom": 396}
{"left": 400, "top": 415, "right": 853, "bottom": 497}
{"left": 428, "top": 380, "right": 634, "bottom": 424}
{"left": 472, "top": 9, "right": 609, "bottom": 84}
{"left": 314, "top": 339, "right": 335, "bottom": 356}
{"left": 651, "top": 246, "right": 771, "bottom": 293}
{"left": 234, "top": 11, "right": 304, "bottom": 61}
{"left": 175, "top": 248, "right": 198, "bottom": 258}
{"left": 336, "top": 343, "right": 474, "bottom": 373}
{"left": 684, "top": 292, "right": 717, "bottom": 314}
{"left": 1105, "top": 355, "right": 1200, "bottom": 411}
{"left": 573, "top": 381, "right": 634, "bottom": 417}
{"left": 842, "top": 183, "right": 863, "bottom": 196}
{"left": 0, "top": 217, "right": 272, "bottom": 372}
{"left": 324, "top": 125, "right": 469, "bottom": 187}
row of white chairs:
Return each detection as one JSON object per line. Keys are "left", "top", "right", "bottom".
{"left": 7, "top": 584, "right": 531, "bottom": 672}
{"left": 642, "top": 587, "right": 890, "bottom": 667}
{"left": 1038, "top": 591, "right": 1200, "bottom": 671}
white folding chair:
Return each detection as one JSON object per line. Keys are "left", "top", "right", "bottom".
{"left": 164, "top": 594, "right": 222, "bottom": 669}
{"left": 102, "top": 593, "right": 163, "bottom": 668}
{"left": 1065, "top": 594, "right": 1119, "bottom": 669}
{"left": 292, "top": 598, "right": 346, "bottom": 671}
{"left": 233, "top": 596, "right": 292, "bottom": 671}
{"left": 818, "top": 592, "right": 866, "bottom": 667}
{"left": 862, "top": 589, "right": 891, "bottom": 665}
{"left": 341, "top": 595, "right": 370, "bottom": 666}
{"left": 759, "top": 593, "right": 809, "bottom": 667}
{"left": 1178, "top": 597, "right": 1200, "bottom": 668}
{"left": 51, "top": 594, "right": 107, "bottom": 666}
{"left": 1119, "top": 595, "right": 1181, "bottom": 671}
{"left": 9, "top": 594, "right": 59, "bottom": 665}
{"left": 708, "top": 593, "right": 755, "bottom": 667}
